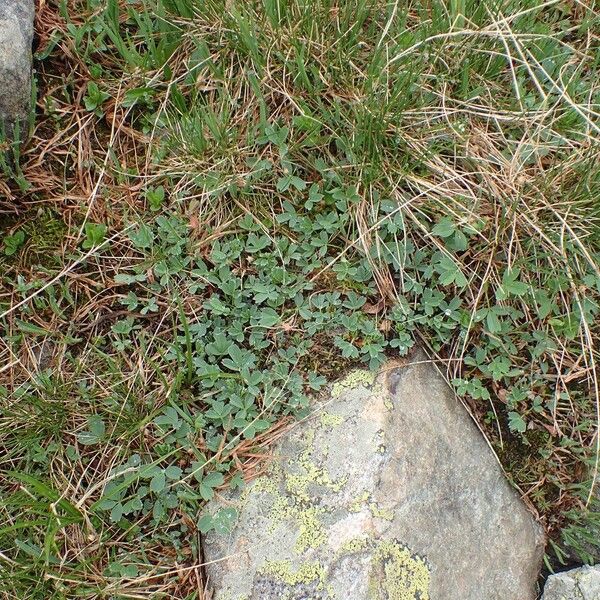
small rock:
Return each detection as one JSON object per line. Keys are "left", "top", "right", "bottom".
{"left": 0, "top": 0, "right": 35, "bottom": 138}
{"left": 542, "top": 565, "right": 600, "bottom": 600}
{"left": 203, "top": 352, "right": 545, "bottom": 599}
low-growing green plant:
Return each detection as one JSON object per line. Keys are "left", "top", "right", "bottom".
{"left": 82, "top": 222, "right": 107, "bottom": 249}
{"left": 83, "top": 81, "right": 110, "bottom": 116}
{"left": 3, "top": 230, "right": 25, "bottom": 256}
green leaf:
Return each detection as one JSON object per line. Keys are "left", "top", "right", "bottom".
{"left": 78, "top": 416, "right": 105, "bottom": 446}
{"left": 449, "top": 230, "right": 468, "bottom": 251}
{"left": 15, "top": 320, "right": 49, "bottom": 336}
{"left": 203, "top": 472, "right": 225, "bottom": 488}
{"left": 130, "top": 497, "right": 143, "bottom": 511}
{"left": 199, "top": 471, "right": 225, "bottom": 499}
{"left": 84, "top": 81, "right": 110, "bottom": 112}
{"left": 290, "top": 176, "right": 306, "bottom": 191}
{"left": 199, "top": 485, "right": 215, "bottom": 501}
{"left": 497, "top": 268, "right": 529, "bottom": 300}
{"left": 122, "top": 86, "right": 155, "bottom": 108}
{"left": 8, "top": 472, "right": 81, "bottom": 519}
{"left": 276, "top": 174, "right": 293, "bottom": 192}
{"left": 436, "top": 254, "right": 468, "bottom": 287}
{"left": 114, "top": 273, "right": 147, "bottom": 284}
{"left": 432, "top": 217, "right": 455, "bottom": 238}
{"left": 14, "top": 540, "right": 42, "bottom": 559}
{"left": 198, "top": 507, "right": 238, "bottom": 535}
{"left": 129, "top": 223, "right": 153, "bottom": 249}
{"left": 190, "top": 460, "right": 205, "bottom": 483}
{"left": 164, "top": 466, "right": 182, "bottom": 480}
{"left": 258, "top": 308, "right": 280, "bottom": 328}
{"left": 154, "top": 407, "right": 181, "bottom": 429}
{"left": 508, "top": 411, "right": 527, "bottom": 433}
{"left": 3, "top": 230, "right": 25, "bottom": 255}
{"left": 88, "top": 415, "right": 106, "bottom": 438}
{"left": 212, "top": 507, "right": 238, "bottom": 534}
{"left": 206, "top": 333, "right": 233, "bottom": 356}
{"left": 82, "top": 223, "right": 107, "bottom": 249}
{"left": 204, "top": 295, "right": 230, "bottom": 315}
{"left": 485, "top": 310, "right": 502, "bottom": 334}
{"left": 245, "top": 233, "right": 271, "bottom": 253}
{"left": 139, "top": 464, "right": 161, "bottom": 479}
{"left": 152, "top": 499, "right": 166, "bottom": 521}
{"left": 534, "top": 290, "right": 555, "bottom": 319}
{"left": 150, "top": 471, "right": 166, "bottom": 493}
{"left": 197, "top": 513, "right": 213, "bottom": 533}
{"left": 334, "top": 337, "right": 360, "bottom": 359}
{"left": 112, "top": 317, "right": 134, "bottom": 335}
{"left": 145, "top": 186, "right": 165, "bottom": 211}
{"left": 110, "top": 503, "right": 124, "bottom": 522}
{"left": 96, "top": 498, "right": 117, "bottom": 511}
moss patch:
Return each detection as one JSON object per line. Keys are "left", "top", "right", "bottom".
{"left": 0, "top": 209, "right": 67, "bottom": 269}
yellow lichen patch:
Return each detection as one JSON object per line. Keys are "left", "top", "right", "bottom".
{"left": 284, "top": 440, "right": 346, "bottom": 503}
{"left": 383, "top": 393, "right": 394, "bottom": 411}
{"left": 349, "top": 491, "right": 371, "bottom": 513}
{"left": 264, "top": 471, "right": 330, "bottom": 552}
{"left": 320, "top": 411, "right": 344, "bottom": 428}
{"left": 295, "top": 506, "right": 328, "bottom": 552}
{"left": 337, "top": 535, "right": 370, "bottom": 555}
{"left": 250, "top": 431, "right": 349, "bottom": 555}
{"left": 369, "top": 503, "right": 394, "bottom": 521}
{"left": 260, "top": 559, "right": 327, "bottom": 588}
{"left": 348, "top": 492, "right": 394, "bottom": 521}
{"left": 371, "top": 541, "right": 430, "bottom": 600}
{"left": 268, "top": 494, "right": 293, "bottom": 527}
{"left": 249, "top": 473, "right": 280, "bottom": 496}
{"left": 331, "top": 370, "right": 375, "bottom": 398}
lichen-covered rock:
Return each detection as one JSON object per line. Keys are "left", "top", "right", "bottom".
{"left": 0, "top": 0, "right": 35, "bottom": 138}
{"left": 542, "top": 565, "right": 600, "bottom": 600}
{"left": 203, "top": 352, "right": 545, "bottom": 599}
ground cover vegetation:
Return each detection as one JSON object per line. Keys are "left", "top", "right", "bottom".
{"left": 0, "top": 0, "right": 599, "bottom": 597}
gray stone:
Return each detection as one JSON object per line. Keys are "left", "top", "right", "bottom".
{"left": 0, "top": 0, "right": 35, "bottom": 138}
{"left": 203, "top": 352, "right": 545, "bottom": 600}
{"left": 542, "top": 565, "right": 600, "bottom": 600}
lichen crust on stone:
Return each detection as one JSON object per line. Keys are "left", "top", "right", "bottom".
{"left": 284, "top": 433, "right": 347, "bottom": 503}
{"left": 369, "top": 502, "right": 394, "bottom": 521}
{"left": 243, "top": 424, "right": 353, "bottom": 556}
{"left": 349, "top": 491, "right": 371, "bottom": 513}
{"left": 259, "top": 559, "right": 327, "bottom": 588}
{"left": 336, "top": 535, "right": 370, "bottom": 555}
{"left": 331, "top": 369, "right": 375, "bottom": 397}
{"left": 371, "top": 540, "right": 431, "bottom": 600}
{"left": 320, "top": 411, "right": 344, "bottom": 428}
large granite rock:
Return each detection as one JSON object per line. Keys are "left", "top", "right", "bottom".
{"left": 542, "top": 565, "right": 600, "bottom": 600}
{"left": 0, "top": 0, "right": 35, "bottom": 138}
{"left": 203, "top": 353, "right": 545, "bottom": 599}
